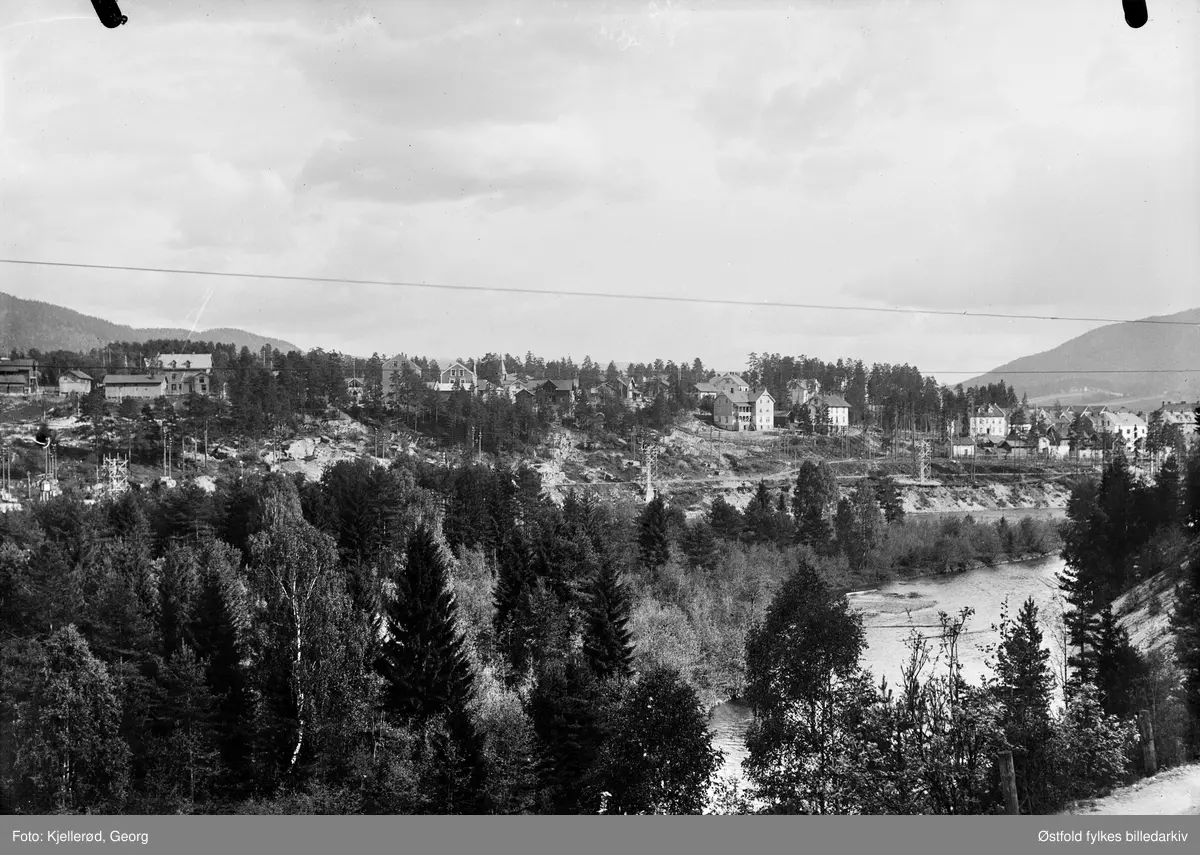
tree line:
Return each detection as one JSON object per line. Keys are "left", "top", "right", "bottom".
{"left": 3, "top": 439, "right": 1199, "bottom": 814}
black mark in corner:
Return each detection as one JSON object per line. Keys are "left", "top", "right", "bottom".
{"left": 1122, "top": 0, "right": 1149, "bottom": 28}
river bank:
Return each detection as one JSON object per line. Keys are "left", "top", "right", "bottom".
{"left": 901, "top": 481, "right": 1072, "bottom": 516}
{"left": 708, "top": 554, "right": 1072, "bottom": 786}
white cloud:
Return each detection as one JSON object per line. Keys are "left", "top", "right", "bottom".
{"left": 0, "top": 0, "right": 1195, "bottom": 374}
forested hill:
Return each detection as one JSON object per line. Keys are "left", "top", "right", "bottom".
{"left": 0, "top": 291, "right": 298, "bottom": 354}
{"left": 964, "top": 307, "right": 1200, "bottom": 403}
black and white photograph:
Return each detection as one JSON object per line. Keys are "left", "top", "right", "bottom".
{"left": 1, "top": 0, "right": 1198, "bottom": 845}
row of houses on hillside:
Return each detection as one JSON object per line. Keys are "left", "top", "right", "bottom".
{"left": 380, "top": 356, "right": 605, "bottom": 409}
{"left": 1, "top": 354, "right": 217, "bottom": 400}
{"left": 101, "top": 354, "right": 215, "bottom": 400}
{"left": 952, "top": 405, "right": 1198, "bottom": 461}
{"left": 697, "top": 372, "right": 851, "bottom": 433}
{"left": 965, "top": 402, "right": 1198, "bottom": 444}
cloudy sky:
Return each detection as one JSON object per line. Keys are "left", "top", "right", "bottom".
{"left": 1, "top": 0, "right": 1197, "bottom": 378}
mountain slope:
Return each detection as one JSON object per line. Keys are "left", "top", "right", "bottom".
{"left": 0, "top": 292, "right": 299, "bottom": 354}
{"left": 964, "top": 308, "right": 1200, "bottom": 403}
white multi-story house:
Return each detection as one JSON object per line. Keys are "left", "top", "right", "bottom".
{"left": 148, "top": 353, "right": 213, "bottom": 397}
{"left": 969, "top": 403, "right": 1009, "bottom": 437}
{"left": 807, "top": 393, "right": 851, "bottom": 434}
{"left": 1096, "top": 410, "right": 1147, "bottom": 444}
{"left": 1158, "top": 403, "right": 1198, "bottom": 440}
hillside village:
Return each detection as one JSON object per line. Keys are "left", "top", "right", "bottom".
{"left": 1, "top": 345, "right": 1197, "bottom": 518}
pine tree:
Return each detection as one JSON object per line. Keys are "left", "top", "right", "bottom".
{"left": 582, "top": 560, "right": 634, "bottom": 682}
{"left": 637, "top": 495, "right": 671, "bottom": 575}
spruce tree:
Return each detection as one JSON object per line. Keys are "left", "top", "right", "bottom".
{"left": 873, "top": 473, "right": 905, "bottom": 525}
{"left": 189, "top": 541, "right": 253, "bottom": 791}
{"left": 680, "top": 520, "right": 718, "bottom": 570}
{"left": 380, "top": 525, "right": 476, "bottom": 725}
{"left": 992, "top": 597, "right": 1054, "bottom": 813}
{"left": 708, "top": 495, "right": 744, "bottom": 542}
{"left": 1170, "top": 539, "right": 1200, "bottom": 747}
{"left": 637, "top": 494, "right": 671, "bottom": 575}
{"left": 582, "top": 560, "right": 634, "bottom": 682}
{"left": 377, "top": 524, "right": 487, "bottom": 810}
{"left": 528, "top": 653, "right": 608, "bottom": 814}
{"left": 1092, "top": 607, "right": 1146, "bottom": 719}
{"left": 792, "top": 460, "right": 837, "bottom": 550}
{"left": 493, "top": 527, "right": 538, "bottom": 680}
{"left": 158, "top": 544, "right": 200, "bottom": 661}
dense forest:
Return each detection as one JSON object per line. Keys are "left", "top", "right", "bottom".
{"left": 2, "top": 436, "right": 1198, "bottom": 815}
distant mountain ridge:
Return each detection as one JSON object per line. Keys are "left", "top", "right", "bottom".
{"left": 0, "top": 291, "right": 299, "bottom": 355}
{"left": 964, "top": 307, "right": 1200, "bottom": 404}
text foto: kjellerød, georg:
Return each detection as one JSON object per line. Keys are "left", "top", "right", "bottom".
{"left": 12, "top": 830, "right": 149, "bottom": 845}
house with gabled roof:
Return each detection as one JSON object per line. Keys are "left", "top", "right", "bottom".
{"left": 58, "top": 369, "right": 94, "bottom": 396}
{"left": 787, "top": 378, "right": 822, "bottom": 407}
{"left": 711, "top": 373, "right": 750, "bottom": 397}
{"left": 148, "top": 353, "right": 213, "bottom": 397}
{"left": 1000, "top": 434, "right": 1036, "bottom": 460}
{"left": 539, "top": 378, "right": 580, "bottom": 408}
{"left": 969, "top": 403, "right": 1009, "bottom": 438}
{"left": 693, "top": 380, "right": 721, "bottom": 401}
{"left": 599, "top": 376, "right": 640, "bottom": 404}
{"left": 103, "top": 374, "right": 167, "bottom": 400}
{"left": 0, "top": 357, "right": 40, "bottom": 396}
{"left": 1094, "top": 410, "right": 1147, "bottom": 444}
{"left": 1158, "top": 402, "right": 1197, "bottom": 440}
{"left": 806, "top": 393, "right": 851, "bottom": 434}
{"left": 382, "top": 354, "right": 424, "bottom": 399}
{"left": 950, "top": 435, "right": 976, "bottom": 458}
{"left": 714, "top": 388, "right": 774, "bottom": 431}
{"left": 439, "top": 360, "right": 477, "bottom": 392}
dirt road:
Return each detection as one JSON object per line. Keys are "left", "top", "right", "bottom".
{"left": 1064, "top": 764, "right": 1200, "bottom": 815}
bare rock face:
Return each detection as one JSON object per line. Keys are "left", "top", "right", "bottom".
{"left": 286, "top": 437, "right": 318, "bottom": 460}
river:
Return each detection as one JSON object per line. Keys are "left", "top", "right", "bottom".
{"left": 708, "top": 553, "right": 1070, "bottom": 787}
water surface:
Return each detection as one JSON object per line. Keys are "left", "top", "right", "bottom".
{"left": 709, "top": 555, "right": 1069, "bottom": 786}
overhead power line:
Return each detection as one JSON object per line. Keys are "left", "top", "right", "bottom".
{"left": 3, "top": 257, "right": 1199, "bottom": 327}
{"left": 44, "top": 365, "right": 1200, "bottom": 375}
